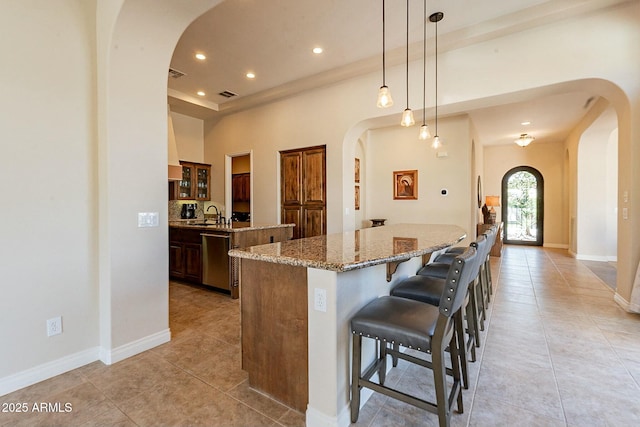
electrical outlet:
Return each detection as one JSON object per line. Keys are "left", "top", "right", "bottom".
{"left": 314, "top": 288, "right": 327, "bottom": 312}
{"left": 47, "top": 316, "right": 62, "bottom": 337}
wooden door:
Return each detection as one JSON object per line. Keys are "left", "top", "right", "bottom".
{"left": 281, "top": 146, "right": 326, "bottom": 239}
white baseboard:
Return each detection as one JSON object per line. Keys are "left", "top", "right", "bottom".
{"left": 1, "top": 329, "right": 172, "bottom": 397}
{"left": 100, "top": 328, "right": 171, "bottom": 365}
{"left": 0, "top": 347, "right": 100, "bottom": 397}
{"left": 306, "top": 404, "right": 352, "bottom": 427}
{"left": 614, "top": 293, "right": 640, "bottom": 313}
{"left": 575, "top": 254, "right": 611, "bottom": 262}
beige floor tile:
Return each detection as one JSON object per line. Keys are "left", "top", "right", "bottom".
{"left": 5, "top": 247, "right": 640, "bottom": 426}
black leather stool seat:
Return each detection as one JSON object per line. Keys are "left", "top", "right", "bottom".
{"left": 391, "top": 274, "right": 443, "bottom": 306}
{"left": 417, "top": 262, "right": 450, "bottom": 279}
{"left": 351, "top": 296, "right": 440, "bottom": 351}
{"left": 433, "top": 252, "right": 459, "bottom": 264}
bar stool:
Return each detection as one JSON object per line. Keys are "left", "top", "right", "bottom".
{"left": 415, "top": 235, "right": 488, "bottom": 345}
{"left": 391, "top": 236, "right": 486, "bottom": 387}
{"left": 350, "top": 247, "right": 477, "bottom": 427}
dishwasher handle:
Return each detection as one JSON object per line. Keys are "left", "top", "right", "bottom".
{"left": 201, "top": 233, "right": 231, "bottom": 239}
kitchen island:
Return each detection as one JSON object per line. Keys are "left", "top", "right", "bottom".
{"left": 169, "top": 221, "right": 294, "bottom": 298}
{"left": 229, "top": 223, "right": 466, "bottom": 426}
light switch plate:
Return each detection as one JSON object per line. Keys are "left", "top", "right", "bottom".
{"left": 138, "top": 212, "right": 159, "bottom": 227}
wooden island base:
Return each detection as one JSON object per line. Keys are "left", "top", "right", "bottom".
{"left": 241, "top": 259, "right": 309, "bottom": 412}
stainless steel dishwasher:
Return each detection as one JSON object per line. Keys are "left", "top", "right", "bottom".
{"left": 201, "top": 233, "right": 231, "bottom": 291}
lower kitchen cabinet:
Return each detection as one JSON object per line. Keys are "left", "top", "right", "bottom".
{"left": 169, "top": 224, "right": 293, "bottom": 298}
{"left": 169, "top": 228, "right": 202, "bottom": 283}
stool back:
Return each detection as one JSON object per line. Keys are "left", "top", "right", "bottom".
{"left": 474, "top": 234, "right": 490, "bottom": 267}
{"left": 437, "top": 246, "right": 478, "bottom": 317}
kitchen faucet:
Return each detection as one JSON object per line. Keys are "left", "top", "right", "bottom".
{"left": 206, "top": 205, "right": 220, "bottom": 223}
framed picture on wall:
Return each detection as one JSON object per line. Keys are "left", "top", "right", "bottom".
{"left": 355, "top": 158, "right": 360, "bottom": 183}
{"left": 393, "top": 170, "right": 418, "bottom": 200}
{"left": 355, "top": 185, "right": 360, "bottom": 210}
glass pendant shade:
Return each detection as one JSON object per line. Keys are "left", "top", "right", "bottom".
{"left": 418, "top": 124, "right": 431, "bottom": 140}
{"left": 401, "top": 109, "right": 415, "bottom": 127}
{"left": 431, "top": 135, "right": 441, "bottom": 149}
{"left": 377, "top": 85, "right": 393, "bottom": 108}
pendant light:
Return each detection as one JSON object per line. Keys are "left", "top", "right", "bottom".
{"left": 430, "top": 12, "right": 443, "bottom": 148}
{"left": 418, "top": 0, "right": 431, "bottom": 140}
{"left": 376, "top": 0, "right": 393, "bottom": 108}
{"left": 400, "top": 0, "right": 415, "bottom": 127}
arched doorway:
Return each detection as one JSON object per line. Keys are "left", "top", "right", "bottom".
{"left": 502, "top": 166, "right": 544, "bottom": 246}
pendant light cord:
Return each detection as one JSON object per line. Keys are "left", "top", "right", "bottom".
{"left": 382, "top": 0, "right": 386, "bottom": 86}
{"left": 422, "top": 0, "right": 426, "bottom": 124}
{"left": 405, "top": 0, "right": 409, "bottom": 108}
{"left": 434, "top": 15, "right": 438, "bottom": 135}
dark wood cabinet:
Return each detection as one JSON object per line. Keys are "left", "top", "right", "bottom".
{"left": 169, "top": 161, "right": 211, "bottom": 201}
{"left": 280, "top": 146, "right": 326, "bottom": 239}
{"left": 169, "top": 225, "right": 293, "bottom": 297}
{"left": 169, "top": 228, "right": 202, "bottom": 282}
{"left": 232, "top": 173, "right": 250, "bottom": 202}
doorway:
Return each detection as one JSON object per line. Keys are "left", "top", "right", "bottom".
{"left": 225, "top": 152, "right": 252, "bottom": 224}
{"left": 502, "top": 166, "right": 544, "bottom": 246}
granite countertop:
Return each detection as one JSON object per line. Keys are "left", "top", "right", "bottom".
{"left": 169, "top": 220, "right": 295, "bottom": 233}
{"left": 228, "top": 223, "right": 466, "bottom": 272}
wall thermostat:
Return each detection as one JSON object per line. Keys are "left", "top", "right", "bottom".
{"left": 440, "top": 188, "right": 448, "bottom": 196}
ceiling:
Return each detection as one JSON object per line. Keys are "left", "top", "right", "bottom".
{"left": 168, "top": 0, "right": 622, "bottom": 146}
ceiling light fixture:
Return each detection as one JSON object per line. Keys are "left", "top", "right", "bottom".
{"left": 195, "top": 53, "right": 206, "bottom": 60}
{"left": 521, "top": 121, "right": 531, "bottom": 126}
{"left": 312, "top": 47, "right": 323, "bottom": 54}
{"left": 400, "top": 0, "right": 415, "bottom": 127}
{"left": 418, "top": 0, "right": 431, "bottom": 140}
{"left": 430, "top": 11, "right": 443, "bottom": 148}
{"left": 196, "top": 91, "right": 205, "bottom": 96}
{"left": 376, "top": 0, "right": 393, "bottom": 108}
{"left": 515, "top": 133, "right": 535, "bottom": 147}
{"left": 246, "top": 72, "right": 256, "bottom": 79}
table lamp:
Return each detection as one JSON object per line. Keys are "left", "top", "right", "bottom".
{"left": 485, "top": 196, "right": 500, "bottom": 224}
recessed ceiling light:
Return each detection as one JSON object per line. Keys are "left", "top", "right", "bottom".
{"left": 197, "top": 91, "right": 205, "bottom": 96}
{"left": 195, "top": 53, "right": 206, "bottom": 60}
{"left": 246, "top": 72, "right": 256, "bottom": 79}
{"left": 521, "top": 121, "right": 531, "bottom": 126}
{"left": 312, "top": 47, "right": 323, "bottom": 54}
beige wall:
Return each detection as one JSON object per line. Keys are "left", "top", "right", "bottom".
{"left": 484, "top": 140, "right": 568, "bottom": 248}
{"left": 0, "top": 0, "right": 99, "bottom": 383}
{"left": 364, "top": 116, "right": 474, "bottom": 242}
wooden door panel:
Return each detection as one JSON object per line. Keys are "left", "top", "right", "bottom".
{"left": 169, "top": 243, "right": 184, "bottom": 278}
{"left": 184, "top": 243, "right": 202, "bottom": 282}
{"left": 303, "top": 206, "right": 326, "bottom": 238}
{"left": 281, "top": 152, "right": 302, "bottom": 204}
{"left": 282, "top": 206, "right": 302, "bottom": 239}
{"left": 280, "top": 146, "right": 326, "bottom": 239}
{"left": 302, "top": 148, "right": 326, "bottom": 204}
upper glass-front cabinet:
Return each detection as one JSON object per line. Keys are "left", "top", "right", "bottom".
{"left": 195, "top": 165, "right": 210, "bottom": 200}
{"left": 178, "top": 164, "right": 193, "bottom": 199}
{"left": 175, "top": 161, "right": 210, "bottom": 201}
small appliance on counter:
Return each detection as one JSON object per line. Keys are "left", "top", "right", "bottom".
{"left": 181, "top": 203, "right": 197, "bottom": 219}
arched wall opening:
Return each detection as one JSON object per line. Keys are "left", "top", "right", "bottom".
{"left": 576, "top": 106, "right": 618, "bottom": 261}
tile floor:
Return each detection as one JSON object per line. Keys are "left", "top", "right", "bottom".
{"left": 1, "top": 246, "right": 639, "bottom": 426}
